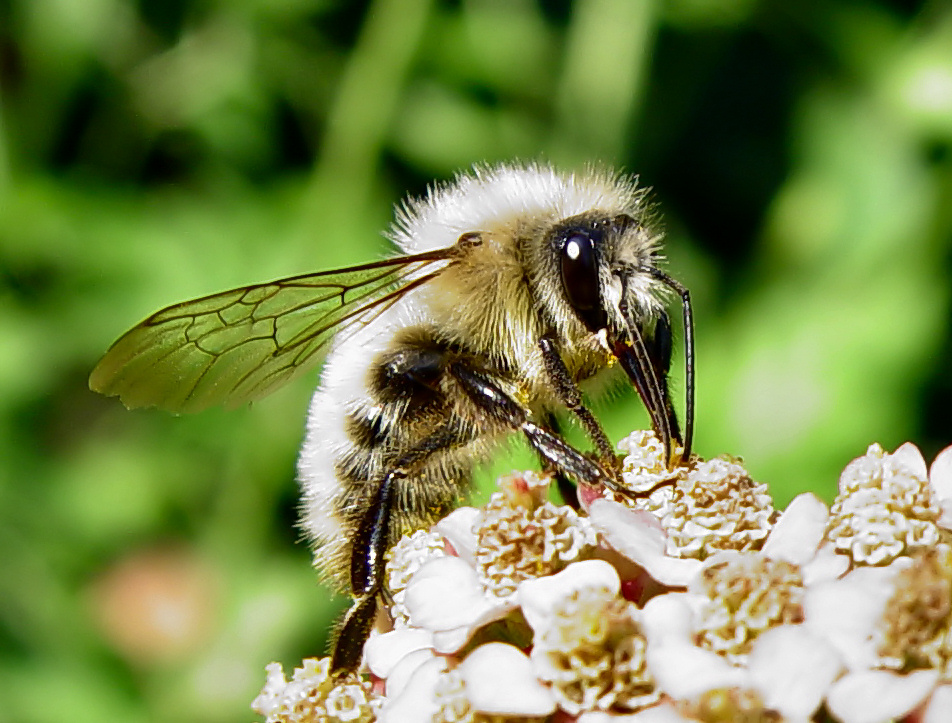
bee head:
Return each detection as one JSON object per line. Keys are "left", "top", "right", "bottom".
{"left": 547, "top": 212, "right": 662, "bottom": 342}
{"left": 542, "top": 210, "right": 683, "bottom": 461}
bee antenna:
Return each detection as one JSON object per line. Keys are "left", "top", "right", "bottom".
{"left": 645, "top": 267, "right": 694, "bottom": 461}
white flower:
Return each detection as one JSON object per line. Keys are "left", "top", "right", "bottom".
{"left": 251, "top": 658, "right": 375, "bottom": 723}
{"left": 254, "top": 434, "right": 952, "bottom": 723}
{"left": 691, "top": 552, "right": 806, "bottom": 664}
{"left": 402, "top": 471, "right": 600, "bottom": 653}
{"left": 386, "top": 529, "right": 447, "bottom": 625}
{"left": 616, "top": 439, "right": 775, "bottom": 559}
{"left": 251, "top": 662, "right": 290, "bottom": 718}
{"left": 521, "top": 561, "right": 659, "bottom": 714}
{"left": 518, "top": 559, "right": 622, "bottom": 631}
{"left": 474, "top": 473, "right": 598, "bottom": 598}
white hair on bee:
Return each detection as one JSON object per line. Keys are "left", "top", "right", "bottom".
{"left": 391, "top": 163, "right": 650, "bottom": 255}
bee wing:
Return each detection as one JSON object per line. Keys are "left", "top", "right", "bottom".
{"left": 89, "top": 248, "right": 457, "bottom": 413}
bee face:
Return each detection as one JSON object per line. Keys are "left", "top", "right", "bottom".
{"left": 89, "top": 162, "right": 694, "bottom": 673}
{"left": 540, "top": 211, "right": 660, "bottom": 340}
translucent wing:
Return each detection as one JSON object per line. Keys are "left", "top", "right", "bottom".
{"left": 89, "top": 247, "right": 458, "bottom": 413}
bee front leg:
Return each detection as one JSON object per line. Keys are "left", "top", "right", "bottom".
{"left": 538, "top": 334, "right": 617, "bottom": 466}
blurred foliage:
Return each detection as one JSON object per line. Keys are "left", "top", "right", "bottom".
{"left": 1, "top": 0, "right": 951, "bottom": 721}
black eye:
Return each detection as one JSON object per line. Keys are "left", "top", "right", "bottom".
{"left": 560, "top": 231, "right": 606, "bottom": 332}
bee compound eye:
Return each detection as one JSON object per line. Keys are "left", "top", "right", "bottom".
{"left": 560, "top": 231, "right": 605, "bottom": 332}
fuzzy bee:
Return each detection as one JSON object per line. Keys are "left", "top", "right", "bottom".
{"left": 89, "top": 162, "right": 694, "bottom": 672}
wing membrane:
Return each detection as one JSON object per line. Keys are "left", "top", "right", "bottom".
{"left": 89, "top": 248, "right": 456, "bottom": 413}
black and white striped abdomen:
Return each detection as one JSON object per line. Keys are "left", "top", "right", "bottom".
{"left": 296, "top": 300, "right": 487, "bottom": 591}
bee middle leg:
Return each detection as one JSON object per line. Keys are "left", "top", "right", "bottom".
{"left": 449, "top": 361, "right": 621, "bottom": 491}
{"left": 451, "top": 361, "right": 678, "bottom": 508}
{"left": 540, "top": 412, "right": 579, "bottom": 509}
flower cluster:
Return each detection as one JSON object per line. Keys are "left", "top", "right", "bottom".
{"left": 474, "top": 470, "right": 599, "bottom": 598}
{"left": 827, "top": 443, "right": 948, "bottom": 565}
{"left": 251, "top": 657, "right": 376, "bottom": 723}
{"left": 253, "top": 434, "right": 952, "bottom": 722}
{"left": 612, "top": 431, "right": 776, "bottom": 559}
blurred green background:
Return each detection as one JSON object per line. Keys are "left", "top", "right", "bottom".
{"left": 2, "top": 0, "right": 951, "bottom": 721}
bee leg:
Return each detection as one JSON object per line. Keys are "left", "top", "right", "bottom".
{"left": 331, "top": 466, "right": 399, "bottom": 674}
{"left": 331, "top": 423, "right": 466, "bottom": 674}
{"left": 449, "top": 362, "right": 612, "bottom": 489}
{"left": 539, "top": 335, "right": 617, "bottom": 465}
{"left": 645, "top": 311, "right": 682, "bottom": 448}
{"left": 540, "top": 412, "right": 580, "bottom": 510}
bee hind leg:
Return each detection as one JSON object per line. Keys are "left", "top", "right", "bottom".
{"left": 331, "top": 465, "right": 399, "bottom": 674}
{"left": 330, "top": 423, "right": 467, "bottom": 674}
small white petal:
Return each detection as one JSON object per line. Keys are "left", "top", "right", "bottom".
{"left": 801, "top": 543, "right": 850, "bottom": 586}
{"left": 365, "top": 627, "right": 434, "bottom": 678}
{"left": 640, "top": 592, "right": 699, "bottom": 646}
{"left": 431, "top": 627, "right": 480, "bottom": 654}
{"left": 929, "top": 445, "right": 952, "bottom": 529}
{"left": 459, "top": 643, "right": 556, "bottom": 716}
{"left": 384, "top": 647, "right": 438, "bottom": 699}
{"left": 404, "top": 556, "right": 514, "bottom": 651}
{"left": 939, "top": 502, "right": 952, "bottom": 530}
{"left": 434, "top": 507, "right": 480, "bottom": 564}
{"left": 518, "top": 559, "right": 620, "bottom": 633}
{"left": 923, "top": 683, "right": 952, "bottom": 723}
{"left": 804, "top": 576, "right": 891, "bottom": 670}
{"left": 377, "top": 655, "right": 448, "bottom": 723}
{"left": 404, "top": 556, "right": 491, "bottom": 629}
{"left": 579, "top": 702, "right": 690, "bottom": 722}
{"left": 748, "top": 624, "right": 843, "bottom": 720}
{"left": 647, "top": 641, "right": 748, "bottom": 700}
{"left": 827, "top": 669, "right": 940, "bottom": 723}
{"left": 762, "top": 493, "right": 828, "bottom": 565}
{"left": 589, "top": 499, "right": 703, "bottom": 586}
{"left": 893, "top": 442, "right": 928, "bottom": 479}
{"left": 250, "top": 662, "right": 287, "bottom": 716}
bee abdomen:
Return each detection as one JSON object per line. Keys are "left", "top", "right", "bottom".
{"left": 299, "top": 327, "right": 486, "bottom": 591}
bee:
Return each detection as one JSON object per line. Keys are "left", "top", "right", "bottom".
{"left": 89, "top": 162, "right": 694, "bottom": 673}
